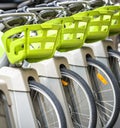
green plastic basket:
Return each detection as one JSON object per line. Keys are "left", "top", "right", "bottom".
{"left": 2, "top": 24, "right": 61, "bottom": 64}
{"left": 45, "top": 16, "right": 90, "bottom": 52}
{"left": 72, "top": 10, "right": 113, "bottom": 43}
{"left": 95, "top": 5, "right": 120, "bottom": 36}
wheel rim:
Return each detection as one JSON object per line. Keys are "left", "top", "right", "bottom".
{"left": 29, "top": 84, "right": 61, "bottom": 128}
{"left": 87, "top": 60, "right": 117, "bottom": 127}
{"left": 61, "top": 71, "right": 93, "bottom": 128}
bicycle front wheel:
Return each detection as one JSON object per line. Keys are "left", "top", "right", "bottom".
{"left": 87, "top": 57, "right": 120, "bottom": 128}
{"left": 60, "top": 68, "right": 97, "bottom": 128}
{"left": 29, "top": 80, "right": 67, "bottom": 128}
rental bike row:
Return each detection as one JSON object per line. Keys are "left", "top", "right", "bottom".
{"left": 0, "top": 0, "right": 120, "bottom": 128}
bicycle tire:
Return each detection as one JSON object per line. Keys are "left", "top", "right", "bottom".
{"left": 60, "top": 68, "right": 97, "bottom": 128}
{"left": 87, "top": 57, "right": 120, "bottom": 128}
{"left": 29, "top": 80, "right": 67, "bottom": 128}
{"left": 108, "top": 49, "right": 120, "bottom": 85}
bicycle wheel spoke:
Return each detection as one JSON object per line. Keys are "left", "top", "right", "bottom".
{"left": 97, "top": 100, "right": 114, "bottom": 108}
{"left": 47, "top": 121, "right": 58, "bottom": 127}
{"left": 97, "top": 89, "right": 113, "bottom": 93}
{"left": 96, "top": 102, "right": 112, "bottom": 113}
{"left": 29, "top": 81, "right": 67, "bottom": 128}
{"left": 87, "top": 57, "right": 120, "bottom": 127}
{"left": 72, "top": 112, "right": 90, "bottom": 119}
{"left": 97, "top": 100, "right": 114, "bottom": 103}
{"left": 100, "top": 109, "right": 111, "bottom": 118}
{"left": 61, "top": 68, "right": 97, "bottom": 128}
{"left": 44, "top": 108, "right": 54, "bottom": 113}
{"left": 97, "top": 109, "right": 108, "bottom": 124}
{"left": 31, "top": 91, "right": 38, "bottom": 102}
{"left": 73, "top": 120, "right": 87, "bottom": 128}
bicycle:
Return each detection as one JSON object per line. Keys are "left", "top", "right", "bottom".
{"left": 0, "top": 17, "right": 67, "bottom": 127}
{"left": 91, "top": 0, "right": 120, "bottom": 85}
{"left": 87, "top": 0, "right": 120, "bottom": 90}
{"left": 83, "top": 0, "right": 120, "bottom": 79}
{"left": 0, "top": 10, "right": 38, "bottom": 68}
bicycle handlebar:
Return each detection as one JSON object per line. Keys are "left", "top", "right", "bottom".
{"left": 0, "top": 12, "right": 35, "bottom": 18}
{"left": 37, "top": 9, "right": 60, "bottom": 22}
{"left": 0, "top": 12, "right": 36, "bottom": 29}
{"left": 0, "top": 0, "right": 115, "bottom": 26}
{"left": 26, "top": 6, "right": 65, "bottom": 22}
{"left": 17, "top": 0, "right": 45, "bottom": 8}
{"left": 17, "top": 0, "right": 33, "bottom": 8}
{"left": 58, "top": 1, "right": 84, "bottom": 6}
{"left": 27, "top": 6, "right": 64, "bottom": 12}
{"left": 0, "top": 9, "right": 17, "bottom": 14}
{"left": 35, "top": 3, "right": 48, "bottom": 7}
{"left": 88, "top": 0, "right": 106, "bottom": 8}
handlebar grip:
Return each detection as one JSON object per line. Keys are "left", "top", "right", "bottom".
{"left": 39, "top": 10, "right": 58, "bottom": 18}
{"left": 89, "top": 0, "right": 105, "bottom": 8}
{"left": 35, "top": 3, "right": 48, "bottom": 7}
{"left": 17, "top": 6, "right": 28, "bottom": 12}
{"left": 2, "top": 9, "right": 16, "bottom": 14}
{"left": 68, "top": 3, "right": 84, "bottom": 12}
{"left": 17, "top": 0, "right": 32, "bottom": 8}
{"left": 36, "top": 1, "right": 57, "bottom": 7}
{"left": 0, "top": 10, "right": 4, "bottom": 14}
{"left": 47, "top": 1, "right": 57, "bottom": 7}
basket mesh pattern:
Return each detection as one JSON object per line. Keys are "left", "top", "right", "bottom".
{"left": 46, "top": 16, "right": 90, "bottom": 52}
{"left": 2, "top": 24, "right": 61, "bottom": 64}
{"left": 73, "top": 10, "right": 113, "bottom": 43}
{"left": 96, "top": 5, "right": 120, "bottom": 36}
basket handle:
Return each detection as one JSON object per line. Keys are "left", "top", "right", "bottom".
{"left": 17, "top": 0, "right": 41, "bottom": 8}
